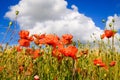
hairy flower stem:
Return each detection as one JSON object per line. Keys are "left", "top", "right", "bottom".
{"left": 112, "top": 36, "right": 114, "bottom": 52}
{"left": 72, "top": 59, "right": 76, "bottom": 80}
{"left": 111, "top": 19, "right": 115, "bottom": 55}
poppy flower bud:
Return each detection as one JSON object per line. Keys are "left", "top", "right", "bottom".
{"left": 16, "top": 10, "right": 19, "bottom": 15}
{"left": 100, "top": 34, "right": 105, "bottom": 39}
{"left": 109, "top": 23, "right": 112, "bottom": 27}
{"left": 112, "top": 19, "right": 115, "bottom": 23}
{"left": 9, "top": 21, "right": 13, "bottom": 26}
{"left": 102, "top": 19, "right": 106, "bottom": 23}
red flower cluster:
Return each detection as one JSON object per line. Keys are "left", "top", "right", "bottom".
{"left": 18, "top": 30, "right": 78, "bottom": 60}
{"left": 33, "top": 33, "right": 77, "bottom": 59}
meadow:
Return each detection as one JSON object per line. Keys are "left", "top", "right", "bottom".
{"left": 0, "top": 11, "right": 119, "bottom": 80}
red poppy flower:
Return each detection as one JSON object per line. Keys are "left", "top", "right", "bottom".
{"left": 61, "top": 46, "right": 78, "bottom": 59}
{"left": 19, "top": 65, "right": 24, "bottom": 73}
{"left": 0, "top": 66, "right": 4, "bottom": 72}
{"left": 19, "top": 30, "right": 29, "bottom": 39}
{"left": 104, "top": 30, "right": 114, "bottom": 38}
{"left": 52, "top": 48, "right": 62, "bottom": 61}
{"left": 15, "top": 46, "right": 22, "bottom": 52}
{"left": 26, "top": 36, "right": 34, "bottom": 41}
{"left": 33, "top": 33, "right": 45, "bottom": 39}
{"left": 100, "top": 34, "right": 105, "bottom": 39}
{"left": 93, "top": 58, "right": 106, "bottom": 67}
{"left": 32, "top": 49, "right": 40, "bottom": 59}
{"left": 25, "top": 48, "right": 33, "bottom": 55}
{"left": 44, "top": 34, "right": 59, "bottom": 47}
{"left": 34, "top": 39, "right": 40, "bottom": 45}
{"left": 109, "top": 61, "right": 116, "bottom": 67}
{"left": 60, "top": 34, "right": 73, "bottom": 44}
{"left": 62, "top": 34, "right": 73, "bottom": 40}
{"left": 18, "top": 39, "right": 30, "bottom": 47}
{"left": 33, "top": 34, "right": 40, "bottom": 39}
{"left": 93, "top": 58, "right": 108, "bottom": 71}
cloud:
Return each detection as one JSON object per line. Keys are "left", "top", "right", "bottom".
{"left": 5, "top": 0, "right": 103, "bottom": 42}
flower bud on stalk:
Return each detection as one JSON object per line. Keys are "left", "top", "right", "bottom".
{"left": 9, "top": 21, "right": 13, "bottom": 26}
{"left": 112, "top": 19, "right": 115, "bottom": 23}
{"left": 102, "top": 19, "right": 106, "bottom": 23}
{"left": 16, "top": 10, "right": 19, "bottom": 15}
{"left": 109, "top": 23, "right": 112, "bottom": 27}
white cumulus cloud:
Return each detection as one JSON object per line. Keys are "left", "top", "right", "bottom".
{"left": 5, "top": 0, "right": 104, "bottom": 42}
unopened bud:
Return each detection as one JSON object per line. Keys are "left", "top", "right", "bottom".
{"left": 16, "top": 10, "right": 19, "bottom": 15}
{"left": 102, "top": 19, "right": 106, "bottom": 23}
{"left": 109, "top": 23, "right": 112, "bottom": 27}
{"left": 9, "top": 21, "right": 13, "bottom": 26}
{"left": 112, "top": 19, "right": 115, "bottom": 23}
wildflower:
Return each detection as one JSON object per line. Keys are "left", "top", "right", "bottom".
{"left": 100, "top": 34, "right": 105, "bottom": 39}
{"left": 93, "top": 58, "right": 106, "bottom": 67}
{"left": 33, "top": 33, "right": 45, "bottom": 39}
{"left": 19, "top": 30, "right": 29, "bottom": 39}
{"left": 104, "top": 30, "right": 114, "bottom": 38}
{"left": 44, "top": 34, "right": 59, "bottom": 47}
{"left": 32, "top": 49, "right": 40, "bottom": 59}
{"left": 27, "top": 35, "right": 34, "bottom": 41}
{"left": 93, "top": 58, "right": 108, "bottom": 71}
{"left": 34, "top": 39, "right": 40, "bottom": 45}
{"left": 60, "top": 34, "right": 73, "bottom": 45}
{"left": 33, "top": 34, "right": 40, "bottom": 39}
{"left": 61, "top": 46, "right": 78, "bottom": 59}
{"left": 15, "top": 46, "right": 22, "bottom": 52}
{"left": 18, "top": 39, "right": 30, "bottom": 47}
{"left": 109, "top": 61, "right": 116, "bottom": 67}
{"left": 25, "top": 48, "right": 33, "bottom": 55}
{"left": 19, "top": 65, "right": 24, "bottom": 73}
{"left": 0, "top": 66, "right": 4, "bottom": 72}
{"left": 34, "top": 75, "right": 40, "bottom": 80}
{"left": 52, "top": 48, "right": 62, "bottom": 61}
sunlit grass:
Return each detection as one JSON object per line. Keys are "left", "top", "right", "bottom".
{"left": 0, "top": 39, "right": 120, "bottom": 80}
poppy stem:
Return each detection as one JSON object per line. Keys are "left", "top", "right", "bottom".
{"left": 112, "top": 19, "right": 115, "bottom": 54}
{"left": 72, "top": 59, "right": 76, "bottom": 80}
{"left": 112, "top": 36, "right": 114, "bottom": 53}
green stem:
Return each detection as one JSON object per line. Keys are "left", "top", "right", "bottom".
{"left": 72, "top": 59, "right": 76, "bottom": 80}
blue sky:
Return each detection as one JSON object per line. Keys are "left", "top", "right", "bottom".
{"left": 0, "top": 0, "right": 120, "bottom": 44}
{"left": 66, "top": 0, "right": 120, "bottom": 29}
{"left": 0, "top": 0, "right": 19, "bottom": 26}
